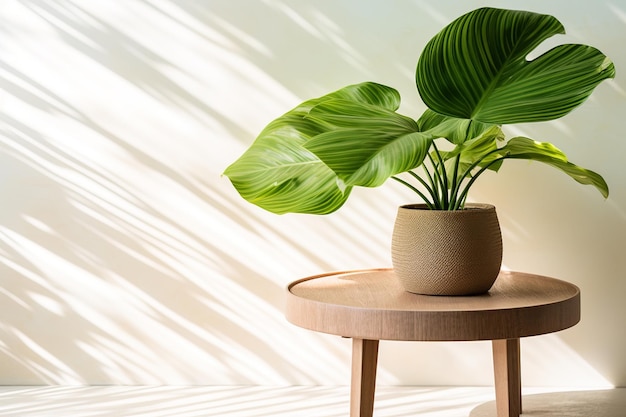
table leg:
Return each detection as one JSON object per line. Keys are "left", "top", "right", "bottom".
{"left": 350, "top": 338, "right": 379, "bottom": 417}
{"left": 492, "top": 338, "right": 522, "bottom": 417}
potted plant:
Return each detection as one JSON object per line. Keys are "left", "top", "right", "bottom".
{"left": 224, "top": 7, "right": 615, "bottom": 295}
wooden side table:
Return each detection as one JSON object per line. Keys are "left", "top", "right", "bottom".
{"left": 286, "top": 269, "right": 580, "bottom": 417}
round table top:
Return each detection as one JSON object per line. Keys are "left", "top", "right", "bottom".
{"left": 285, "top": 269, "right": 580, "bottom": 341}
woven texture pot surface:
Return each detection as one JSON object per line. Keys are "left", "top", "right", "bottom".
{"left": 391, "top": 203, "right": 502, "bottom": 295}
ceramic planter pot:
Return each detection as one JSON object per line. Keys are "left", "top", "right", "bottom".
{"left": 391, "top": 203, "right": 502, "bottom": 295}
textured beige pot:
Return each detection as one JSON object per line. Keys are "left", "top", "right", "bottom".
{"left": 391, "top": 203, "right": 503, "bottom": 295}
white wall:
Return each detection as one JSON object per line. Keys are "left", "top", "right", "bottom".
{"left": 0, "top": 0, "right": 624, "bottom": 387}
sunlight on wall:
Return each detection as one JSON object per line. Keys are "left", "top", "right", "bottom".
{"left": 1, "top": 0, "right": 625, "bottom": 387}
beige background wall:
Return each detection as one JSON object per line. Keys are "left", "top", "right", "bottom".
{"left": 1, "top": 0, "right": 625, "bottom": 387}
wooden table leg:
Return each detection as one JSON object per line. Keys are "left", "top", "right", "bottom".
{"left": 492, "top": 338, "right": 522, "bottom": 417}
{"left": 350, "top": 338, "right": 379, "bottom": 417}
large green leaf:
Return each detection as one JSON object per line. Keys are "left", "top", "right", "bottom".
{"left": 436, "top": 125, "right": 506, "bottom": 185}
{"left": 304, "top": 100, "right": 430, "bottom": 187}
{"left": 496, "top": 137, "right": 609, "bottom": 197}
{"left": 414, "top": 111, "right": 504, "bottom": 189}
{"left": 417, "top": 109, "right": 496, "bottom": 145}
{"left": 416, "top": 7, "right": 616, "bottom": 124}
{"left": 223, "top": 82, "right": 402, "bottom": 214}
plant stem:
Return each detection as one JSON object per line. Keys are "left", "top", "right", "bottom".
{"left": 422, "top": 164, "right": 441, "bottom": 209}
{"left": 391, "top": 176, "right": 435, "bottom": 209}
{"left": 449, "top": 154, "right": 461, "bottom": 209}
{"left": 456, "top": 155, "right": 508, "bottom": 207}
{"left": 431, "top": 141, "right": 449, "bottom": 209}
{"left": 407, "top": 170, "right": 437, "bottom": 205}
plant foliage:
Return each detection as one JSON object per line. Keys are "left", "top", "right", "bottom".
{"left": 224, "top": 7, "right": 615, "bottom": 212}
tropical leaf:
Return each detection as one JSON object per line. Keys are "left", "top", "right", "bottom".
{"left": 496, "top": 137, "right": 609, "bottom": 197}
{"left": 304, "top": 101, "right": 430, "bottom": 187}
{"left": 416, "top": 7, "right": 616, "bottom": 124}
{"left": 417, "top": 109, "right": 496, "bottom": 145}
{"left": 436, "top": 125, "right": 506, "bottom": 185}
{"left": 223, "top": 82, "right": 402, "bottom": 214}
{"left": 225, "top": 8, "right": 613, "bottom": 214}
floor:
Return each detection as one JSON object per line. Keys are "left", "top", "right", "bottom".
{"left": 0, "top": 386, "right": 623, "bottom": 417}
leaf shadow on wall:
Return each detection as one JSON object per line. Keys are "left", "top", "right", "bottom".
{"left": 2, "top": 0, "right": 624, "bottom": 388}
{"left": 2, "top": 0, "right": 400, "bottom": 384}
{"left": 1, "top": 107, "right": 324, "bottom": 384}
